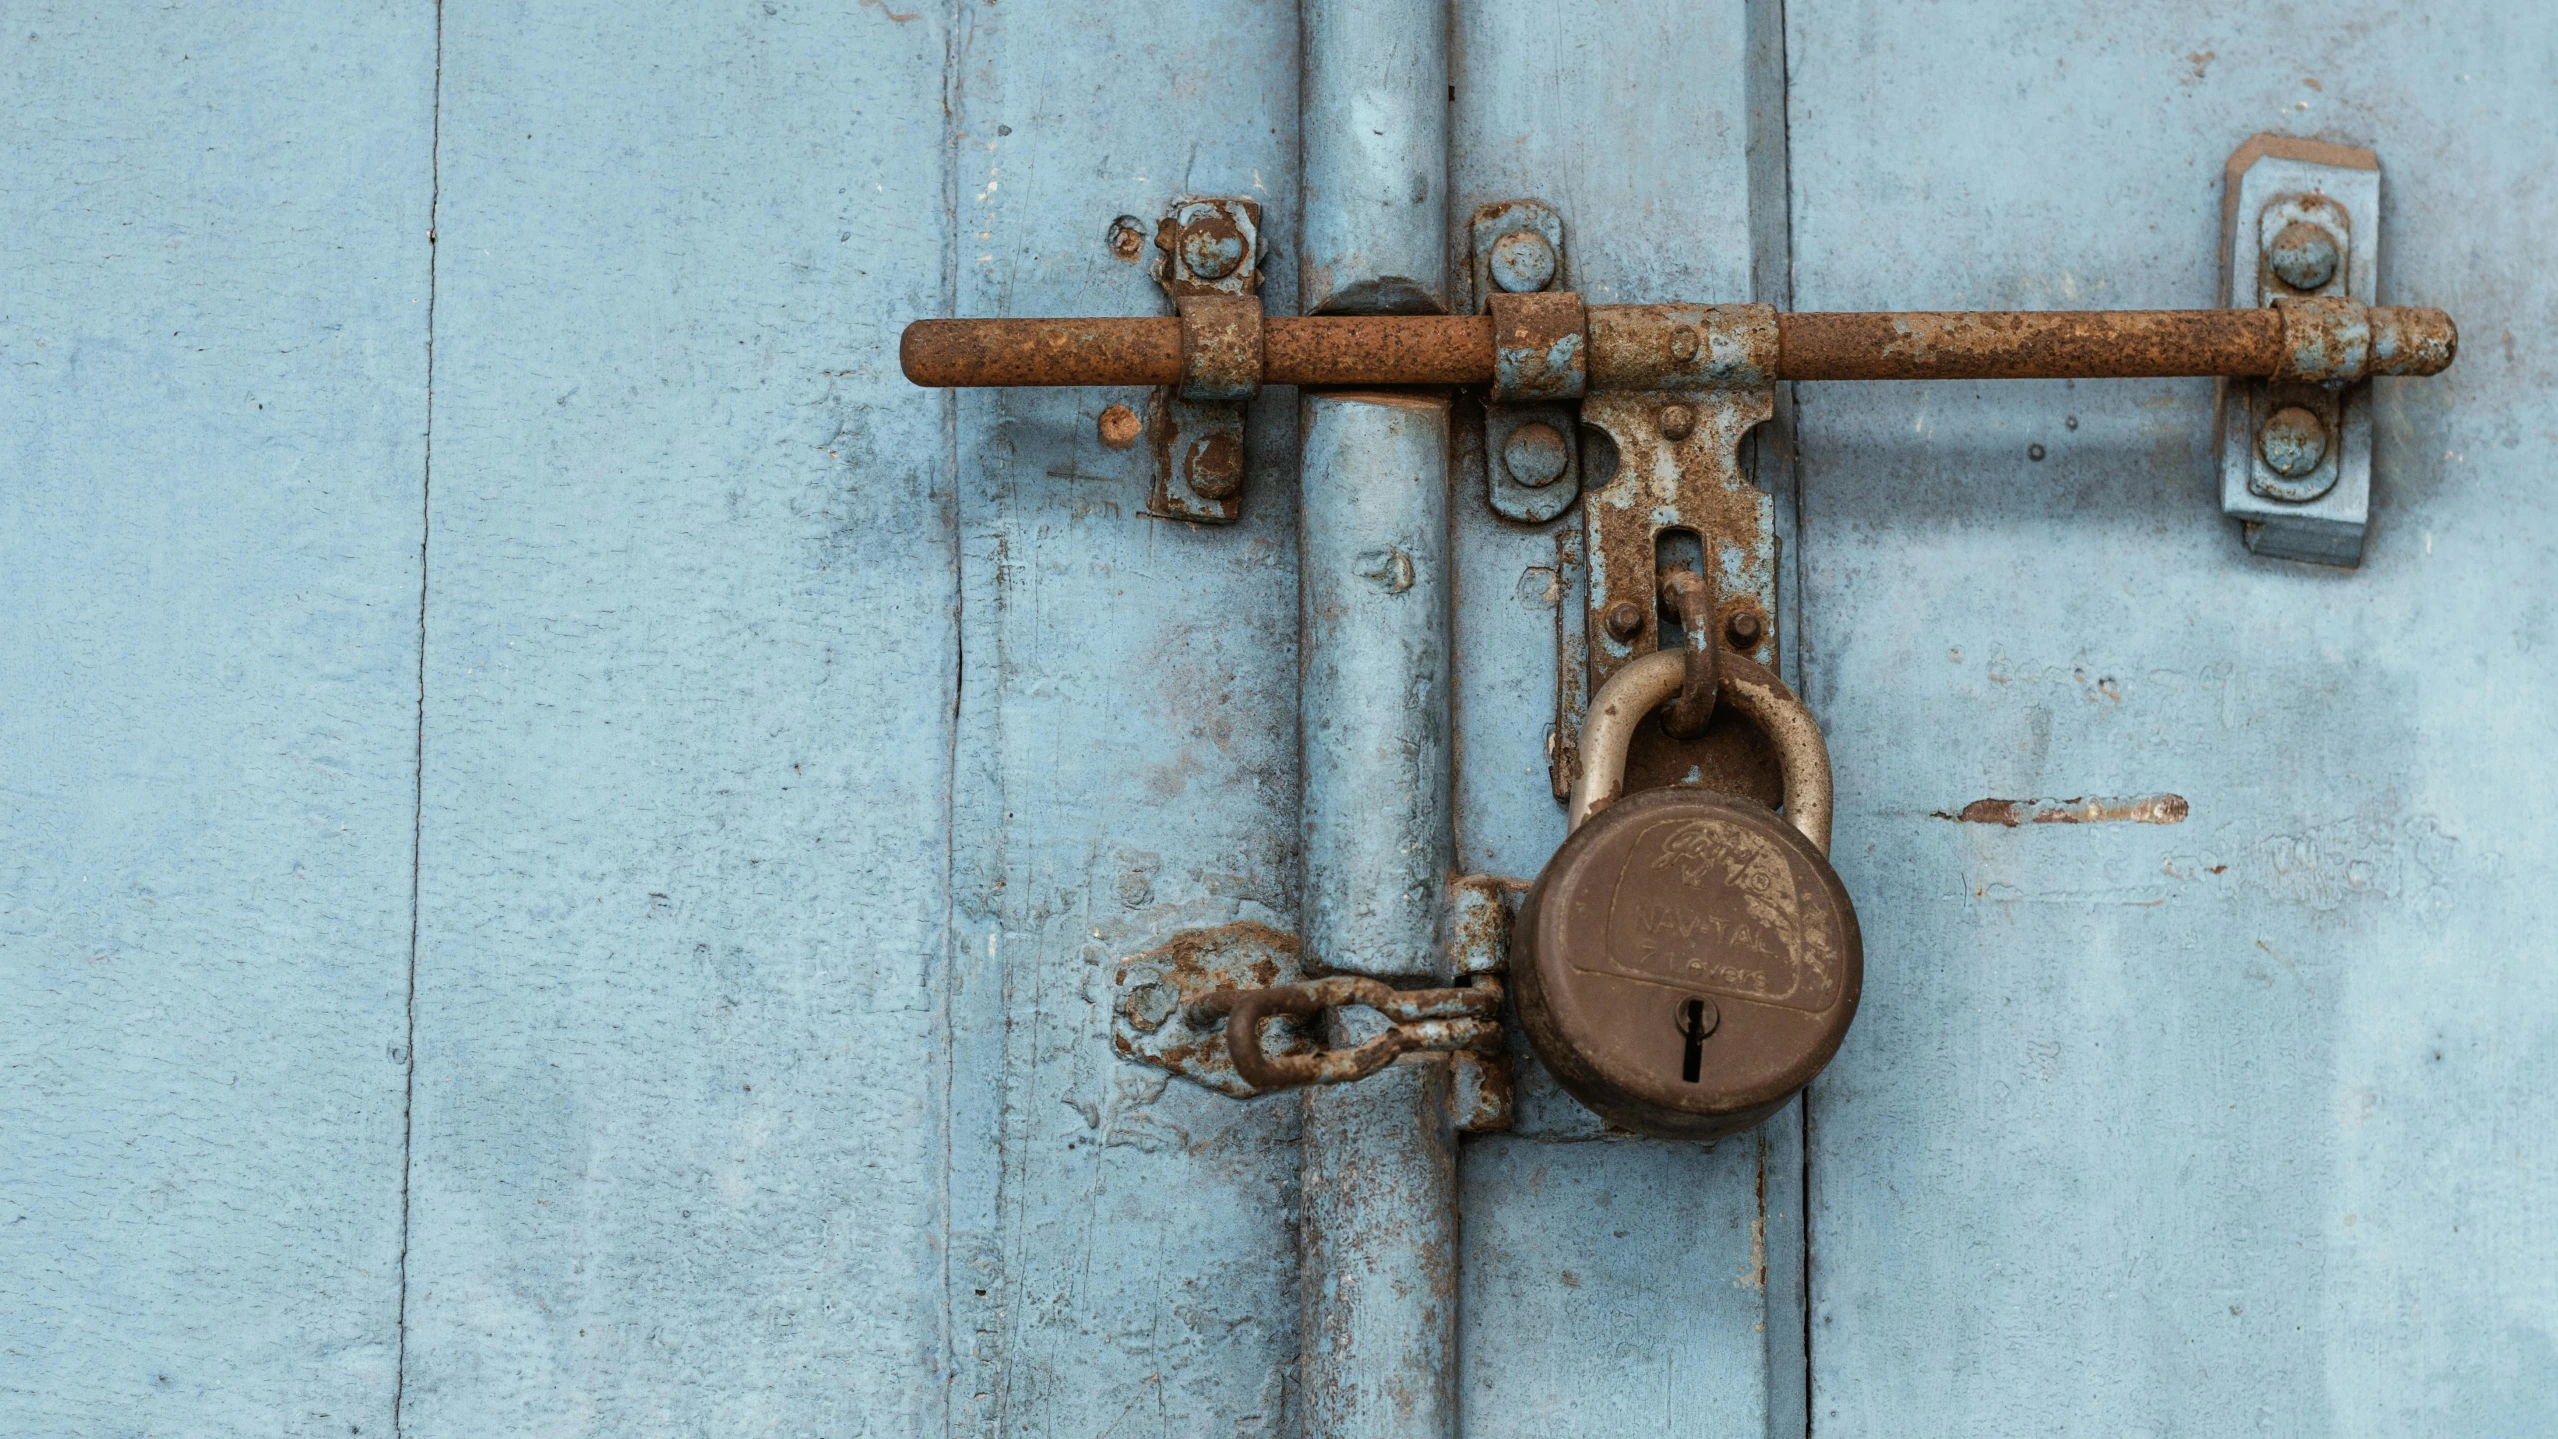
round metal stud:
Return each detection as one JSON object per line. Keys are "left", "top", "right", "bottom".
{"left": 1183, "top": 433, "right": 1244, "bottom": 499}
{"left": 1488, "top": 230, "right": 1558, "bottom": 294}
{"left": 2267, "top": 221, "right": 2341, "bottom": 293}
{"left": 1179, "top": 217, "right": 1247, "bottom": 281}
{"left": 2257, "top": 404, "right": 2329, "bottom": 479}
{"left": 1501, "top": 422, "right": 1570, "bottom": 487}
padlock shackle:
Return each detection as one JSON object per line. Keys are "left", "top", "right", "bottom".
{"left": 1569, "top": 649, "right": 1834, "bottom": 852}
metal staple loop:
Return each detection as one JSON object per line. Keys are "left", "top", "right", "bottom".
{"left": 1656, "top": 569, "right": 1720, "bottom": 738}
{"left": 1194, "top": 975, "right": 1504, "bottom": 1093}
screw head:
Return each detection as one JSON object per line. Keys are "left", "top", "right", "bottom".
{"left": 1659, "top": 403, "right": 1697, "bottom": 441}
{"left": 2257, "top": 405, "right": 2329, "bottom": 479}
{"left": 1179, "top": 215, "right": 1247, "bottom": 281}
{"left": 1184, "top": 433, "right": 1245, "bottom": 499}
{"left": 1604, "top": 601, "right": 1644, "bottom": 640}
{"left": 1097, "top": 403, "right": 1141, "bottom": 450}
{"left": 1501, "top": 422, "right": 1570, "bottom": 488}
{"left": 1724, "top": 608, "right": 1764, "bottom": 649}
{"left": 1668, "top": 328, "right": 1700, "bottom": 363}
{"left": 2267, "top": 221, "right": 2341, "bottom": 293}
{"left": 1488, "top": 230, "right": 1558, "bottom": 294}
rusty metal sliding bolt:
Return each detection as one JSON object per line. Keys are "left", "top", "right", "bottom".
{"left": 1193, "top": 975, "right": 1504, "bottom": 1093}
{"left": 901, "top": 299, "right": 2455, "bottom": 389}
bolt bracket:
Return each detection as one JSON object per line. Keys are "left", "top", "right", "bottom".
{"left": 2216, "top": 135, "right": 2382, "bottom": 567}
{"left": 1471, "top": 201, "right": 1584, "bottom": 524}
{"left": 1555, "top": 310, "right": 1783, "bottom": 807}
{"left": 1146, "top": 196, "right": 1262, "bottom": 524}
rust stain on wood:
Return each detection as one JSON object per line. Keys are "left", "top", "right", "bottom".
{"left": 1940, "top": 794, "right": 2190, "bottom": 826}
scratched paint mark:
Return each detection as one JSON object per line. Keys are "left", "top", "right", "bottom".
{"left": 1939, "top": 794, "right": 2190, "bottom": 826}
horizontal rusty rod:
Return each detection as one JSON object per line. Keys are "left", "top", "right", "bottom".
{"left": 1778, "top": 309, "right": 2286, "bottom": 380}
{"left": 899, "top": 315, "right": 1493, "bottom": 388}
{"left": 899, "top": 307, "right": 2456, "bottom": 387}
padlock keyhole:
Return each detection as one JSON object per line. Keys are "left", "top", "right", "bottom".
{"left": 1677, "top": 998, "right": 1712, "bottom": 1083}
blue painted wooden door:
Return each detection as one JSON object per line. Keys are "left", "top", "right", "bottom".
{"left": 6, "top": 3, "right": 2550, "bottom": 1436}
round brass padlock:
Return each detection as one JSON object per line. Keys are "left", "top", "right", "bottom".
{"left": 1515, "top": 650, "right": 1862, "bottom": 1140}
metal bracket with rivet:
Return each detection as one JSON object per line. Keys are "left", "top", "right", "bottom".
{"left": 1469, "top": 200, "right": 1585, "bottom": 524}
{"left": 1141, "top": 195, "right": 1262, "bottom": 525}
{"left": 2216, "top": 134, "right": 2397, "bottom": 567}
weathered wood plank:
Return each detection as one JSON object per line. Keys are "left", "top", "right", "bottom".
{"left": 401, "top": 4, "right": 953, "bottom": 1431}
{"left": 1790, "top": 5, "right": 2558, "bottom": 1431}
{"left": 0, "top": 3, "right": 434, "bottom": 1432}
{"left": 1449, "top": 4, "right": 1802, "bottom": 1433}
{"left": 939, "top": 2, "right": 1306, "bottom": 1432}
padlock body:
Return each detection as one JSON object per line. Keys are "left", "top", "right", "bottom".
{"left": 1516, "top": 786, "right": 1862, "bottom": 1140}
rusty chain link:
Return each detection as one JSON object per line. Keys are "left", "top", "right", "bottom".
{"left": 1192, "top": 975, "right": 1504, "bottom": 1093}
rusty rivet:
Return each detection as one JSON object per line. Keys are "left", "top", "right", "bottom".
{"left": 1488, "top": 230, "right": 1557, "bottom": 293}
{"left": 1097, "top": 404, "right": 1141, "bottom": 449}
{"left": 1501, "top": 422, "right": 1570, "bottom": 487}
{"left": 1659, "top": 403, "right": 1696, "bottom": 441}
{"left": 2267, "top": 221, "right": 2341, "bottom": 293}
{"left": 2257, "top": 405, "right": 2328, "bottom": 478}
{"left": 1184, "top": 432, "right": 1245, "bottom": 499}
{"left": 1105, "top": 216, "right": 1147, "bottom": 262}
{"left": 1179, "top": 214, "right": 1247, "bottom": 281}
{"left": 1724, "top": 608, "right": 1764, "bottom": 649}
{"left": 1668, "top": 328, "right": 1700, "bottom": 362}
{"left": 1605, "top": 601, "right": 1644, "bottom": 640}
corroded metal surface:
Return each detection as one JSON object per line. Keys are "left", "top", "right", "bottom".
{"left": 1266, "top": 316, "right": 1496, "bottom": 384}
{"left": 1198, "top": 975, "right": 1502, "bottom": 1091}
{"left": 1945, "top": 794, "right": 2190, "bottom": 827}
{"left": 1146, "top": 197, "right": 1263, "bottom": 524}
{"left": 1486, "top": 290, "right": 1588, "bottom": 401}
{"left": 1443, "top": 873, "right": 1518, "bottom": 976}
{"left": 1571, "top": 360, "right": 1782, "bottom": 810}
{"left": 904, "top": 303, "right": 2456, "bottom": 388}
{"left": 1144, "top": 389, "right": 1246, "bottom": 522}
{"left": 902, "top": 316, "right": 1186, "bottom": 387}
{"left": 1781, "top": 308, "right": 2263, "bottom": 379}
{"left": 1177, "top": 294, "right": 1264, "bottom": 401}
{"left": 1112, "top": 921, "right": 1310, "bottom": 1099}
{"left": 1655, "top": 568, "right": 1721, "bottom": 739}
{"left": 1590, "top": 302, "right": 1778, "bottom": 390}
{"left": 1154, "top": 196, "right": 1264, "bottom": 299}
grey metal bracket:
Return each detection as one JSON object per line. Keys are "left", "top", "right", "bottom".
{"left": 1146, "top": 196, "right": 1262, "bottom": 524}
{"left": 2217, "top": 136, "right": 2382, "bottom": 567}
{"left": 1470, "top": 201, "right": 1581, "bottom": 524}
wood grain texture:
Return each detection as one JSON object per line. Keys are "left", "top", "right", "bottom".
{"left": 0, "top": 3, "right": 434, "bottom": 1432}
{"left": 399, "top": 3, "right": 954, "bottom": 1431}
{"left": 1789, "top": 5, "right": 2558, "bottom": 1433}
{"left": 942, "top": 3, "right": 1310, "bottom": 1433}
